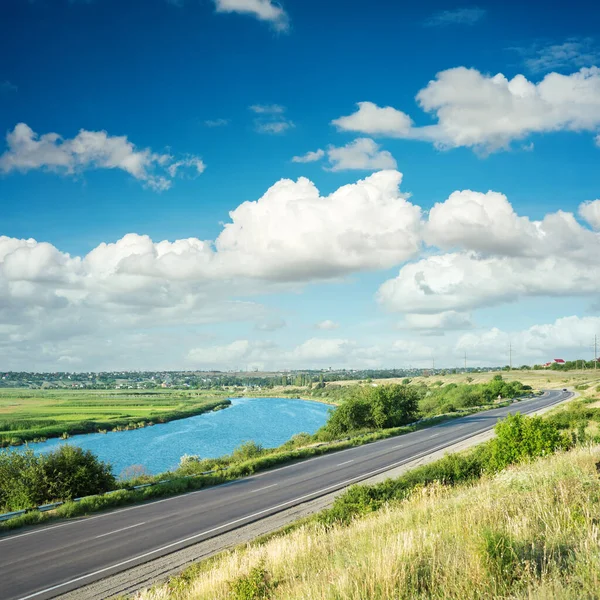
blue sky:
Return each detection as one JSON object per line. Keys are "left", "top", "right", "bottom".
{"left": 1, "top": 0, "right": 600, "bottom": 371}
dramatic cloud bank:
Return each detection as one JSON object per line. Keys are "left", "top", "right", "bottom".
{"left": 333, "top": 67, "right": 600, "bottom": 152}
{"left": 4, "top": 168, "right": 600, "bottom": 369}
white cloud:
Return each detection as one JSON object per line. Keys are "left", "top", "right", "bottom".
{"left": 187, "top": 337, "right": 358, "bottom": 370}
{"left": 315, "top": 320, "right": 339, "bottom": 330}
{"left": 250, "top": 104, "right": 294, "bottom": 134}
{"left": 214, "top": 0, "right": 289, "bottom": 31}
{"left": 521, "top": 38, "right": 600, "bottom": 73}
{"left": 424, "top": 7, "right": 486, "bottom": 27}
{"left": 579, "top": 200, "right": 600, "bottom": 230}
{"left": 250, "top": 104, "right": 285, "bottom": 114}
{"left": 256, "top": 120, "right": 294, "bottom": 134}
{"left": 379, "top": 187, "right": 600, "bottom": 314}
{"left": 0, "top": 123, "right": 204, "bottom": 191}
{"left": 255, "top": 318, "right": 286, "bottom": 331}
{"left": 204, "top": 118, "right": 230, "bottom": 127}
{"left": 456, "top": 316, "right": 600, "bottom": 365}
{"left": 378, "top": 252, "right": 600, "bottom": 315}
{"left": 292, "top": 149, "right": 325, "bottom": 163}
{"left": 402, "top": 311, "right": 473, "bottom": 331}
{"left": 425, "top": 189, "right": 600, "bottom": 259}
{"left": 326, "top": 138, "right": 397, "bottom": 171}
{"left": 332, "top": 102, "right": 413, "bottom": 137}
{"left": 332, "top": 67, "right": 600, "bottom": 153}
{"left": 166, "top": 156, "right": 206, "bottom": 177}
{"left": 215, "top": 170, "right": 421, "bottom": 279}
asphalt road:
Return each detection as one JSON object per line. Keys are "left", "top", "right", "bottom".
{"left": 0, "top": 389, "right": 570, "bottom": 600}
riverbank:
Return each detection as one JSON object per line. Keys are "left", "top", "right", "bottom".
{"left": 0, "top": 400, "right": 510, "bottom": 532}
{"left": 0, "top": 390, "right": 232, "bottom": 448}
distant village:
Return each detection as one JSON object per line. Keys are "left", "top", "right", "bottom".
{"left": 0, "top": 367, "right": 499, "bottom": 390}
{"left": 1, "top": 359, "right": 597, "bottom": 389}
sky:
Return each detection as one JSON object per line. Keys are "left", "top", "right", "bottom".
{"left": 1, "top": 0, "right": 600, "bottom": 371}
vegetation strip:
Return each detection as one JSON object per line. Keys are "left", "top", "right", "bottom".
{"left": 0, "top": 378, "right": 543, "bottom": 530}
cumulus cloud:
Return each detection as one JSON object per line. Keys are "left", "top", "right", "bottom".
{"left": 456, "top": 316, "right": 600, "bottom": 365}
{"left": 379, "top": 187, "right": 600, "bottom": 314}
{"left": 214, "top": 0, "right": 289, "bottom": 31}
{"left": 292, "top": 149, "right": 325, "bottom": 163}
{"left": 326, "top": 138, "right": 397, "bottom": 171}
{"left": 579, "top": 200, "right": 600, "bottom": 230}
{"left": 424, "top": 7, "right": 486, "bottom": 27}
{"left": 215, "top": 170, "right": 421, "bottom": 279}
{"left": 0, "top": 123, "right": 204, "bottom": 191}
{"left": 402, "top": 311, "right": 473, "bottom": 332}
{"left": 0, "top": 171, "right": 421, "bottom": 356}
{"left": 315, "top": 320, "right": 339, "bottom": 330}
{"left": 332, "top": 66, "right": 600, "bottom": 152}
{"left": 332, "top": 102, "right": 414, "bottom": 137}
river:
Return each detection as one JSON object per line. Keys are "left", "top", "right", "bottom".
{"left": 15, "top": 397, "right": 331, "bottom": 476}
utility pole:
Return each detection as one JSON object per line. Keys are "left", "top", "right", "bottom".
{"left": 595, "top": 335, "right": 597, "bottom": 371}
{"left": 464, "top": 351, "right": 467, "bottom": 370}
{"left": 509, "top": 342, "right": 512, "bottom": 371}
{"left": 432, "top": 358, "right": 435, "bottom": 371}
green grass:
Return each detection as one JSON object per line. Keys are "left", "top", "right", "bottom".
{"left": 0, "top": 389, "right": 231, "bottom": 447}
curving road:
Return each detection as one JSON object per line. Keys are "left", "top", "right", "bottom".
{"left": 0, "top": 389, "right": 571, "bottom": 600}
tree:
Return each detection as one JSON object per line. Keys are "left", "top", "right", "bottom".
{"left": 323, "top": 384, "right": 420, "bottom": 436}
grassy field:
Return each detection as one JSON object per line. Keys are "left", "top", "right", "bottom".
{"left": 0, "top": 389, "right": 231, "bottom": 447}
{"left": 329, "top": 369, "right": 600, "bottom": 394}
{"left": 137, "top": 445, "right": 600, "bottom": 600}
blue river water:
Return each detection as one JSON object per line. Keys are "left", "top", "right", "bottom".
{"left": 13, "top": 397, "right": 331, "bottom": 477}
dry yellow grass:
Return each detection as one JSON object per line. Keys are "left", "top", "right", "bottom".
{"left": 137, "top": 446, "right": 600, "bottom": 600}
{"left": 330, "top": 369, "right": 600, "bottom": 393}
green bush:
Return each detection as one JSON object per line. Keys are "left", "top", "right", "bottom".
{"left": 323, "top": 384, "right": 420, "bottom": 436}
{"left": 488, "top": 413, "right": 572, "bottom": 471}
{"left": 0, "top": 446, "right": 115, "bottom": 512}
{"left": 229, "top": 562, "right": 273, "bottom": 599}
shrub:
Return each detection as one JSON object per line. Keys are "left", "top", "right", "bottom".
{"left": 229, "top": 562, "right": 273, "bottom": 599}
{"left": 487, "top": 413, "right": 572, "bottom": 472}
{"left": 323, "top": 384, "right": 420, "bottom": 436}
{"left": 231, "top": 441, "right": 264, "bottom": 462}
{"left": 0, "top": 445, "right": 115, "bottom": 512}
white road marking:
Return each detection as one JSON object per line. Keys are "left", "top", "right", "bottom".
{"left": 337, "top": 460, "right": 354, "bottom": 466}
{"left": 250, "top": 484, "right": 278, "bottom": 493}
{"left": 95, "top": 522, "right": 146, "bottom": 539}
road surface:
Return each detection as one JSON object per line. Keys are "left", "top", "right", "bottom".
{"left": 0, "top": 389, "right": 570, "bottom": 600}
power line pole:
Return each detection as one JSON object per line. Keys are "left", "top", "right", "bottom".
{"left": 464, "top": 351, "right": 467, "bottom": 370}
{"left": 509, "top": 342, "right": 512, "bottom": 371}
{"left": 595, "top": 335, "right": 597, "bottom": 371}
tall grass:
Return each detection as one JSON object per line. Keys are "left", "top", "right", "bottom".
{"left": 137, "top": 446, "right": 600, "bottom": 600}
